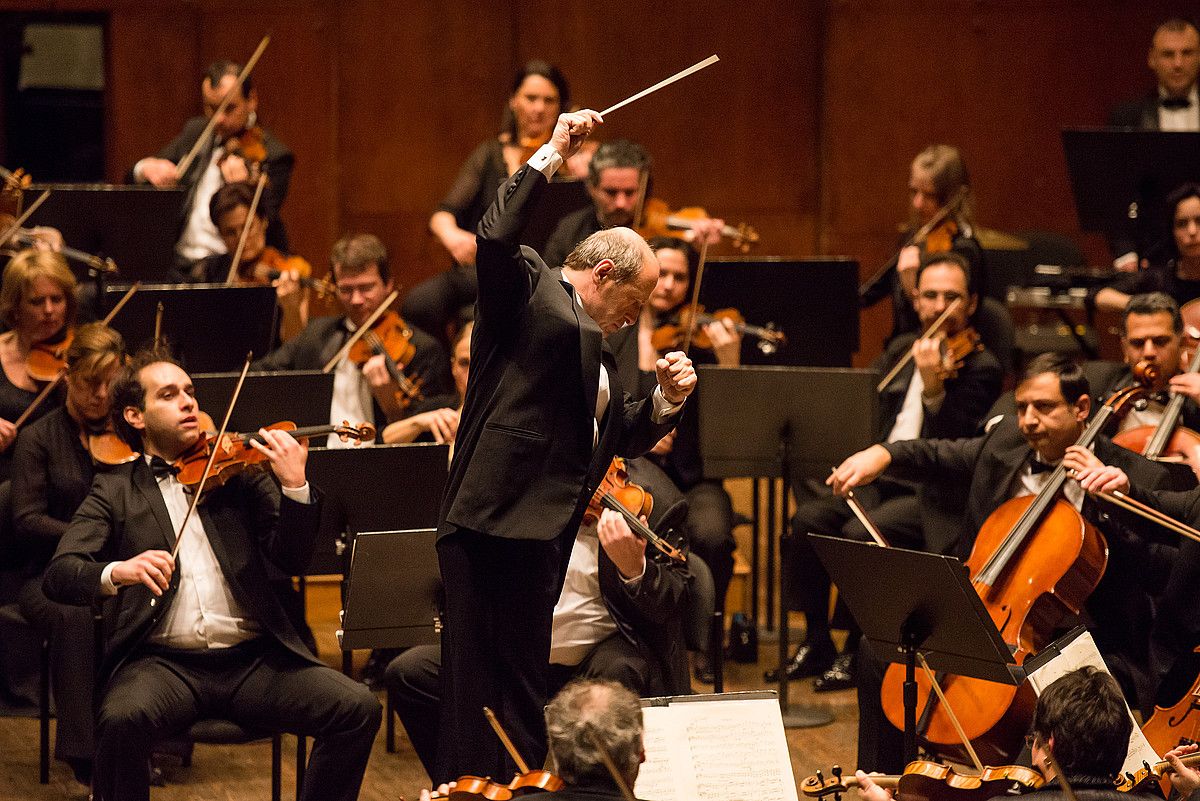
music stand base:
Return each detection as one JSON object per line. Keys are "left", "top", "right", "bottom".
{"left": 781, "top": 705, "right": 834, "bottom": 729}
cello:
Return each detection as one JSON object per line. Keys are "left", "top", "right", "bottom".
{"left": 1112, "top": 347, "right": 1200, "bottom": 472}
{"left": 879, "top": 366, "right": 1157, "bottom": 762}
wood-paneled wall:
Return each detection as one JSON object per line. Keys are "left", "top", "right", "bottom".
{"left": 0, "top": 0, "right": 1188, "bottom": 361}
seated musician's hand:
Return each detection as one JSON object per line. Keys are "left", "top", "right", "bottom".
{"left": 111, "top": 550, "right": 175, "bottom": 595}
{"left": 421, "top": 407, "right": 460, "bottom": 445}
{"left": 549, "top": 110, "right": 604, "bottom": 160}
{"left": 897, "top": 246, "right": 921, "bottom": 296}
{"left": 689, "top": 217, "right": 725, "bottom": 247}
{"left": 855, "top": 771, "right": 895, "bottom": 801}
{"left": 1170, "top": 372, "right": 1200, "bottom": 403}
{"left": 361, "top": 354, "right": 392, "bottom": 389}
{"left": 139, "top": 158, "right": 179, "bottom": 187}
{"left": 597, "top": 508, "right": 647, "bottom": 580}
{"left": 827, "top": 445, "right": 891, "bottom": 496}
{"left": 444, "top": 228, "right": 478, "bottom": 267}
{"left": 656, "top": 351, "right": 697, "bottom": 404}
{"left": 248, "top": 427, "right": 308, "bottom": 489}
{"left": 22, "top": 226, "right": 63, "bottom": 253}
{"left": 705, "top": 319, "right": 741, "bottom": 367}
{"left": 273, "top": 269, "right": 302, "bottom": 306}
{"left": 1071, "top": 464, "right": 1129, "bottom": 495}
{"left": 419, "top": 782, "right": 454, "bottom": 801}
{"left": 912, "top": 336, "right": 945, "bottom": 393}
{"left": 1166, "top": 743, "right": 1200, "bottom": 800}
{"left": 0, "top": 418, "right": 16, "bottom": 452}
{"left": 219, "top": 153, "right": 251, "bottom": 184}
{"left": 1061, "top": 444, "right": 1102, "bottom": 475}
{"left": 650, "top": 429, "right": 676, "bottom": 456}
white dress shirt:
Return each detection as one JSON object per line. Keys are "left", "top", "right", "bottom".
{"left": 328, "top": 320, "right": 376, "bottom": 449}
{"left": 1159, "top": 85, "right": 1200, "bottom": 132}
{"left": 1010, "top": 457, "right": 1084, "bottom": 512}
{"left": 101, "top": 459, "right": 310, "bottom": 650}
{"left": 168, "top": 147, "right": 227, "bottom": 262}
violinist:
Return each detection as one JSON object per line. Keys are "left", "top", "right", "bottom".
{"left": 131, "top": 60, "right": 293, "bottom": 272}
{"left": 832, "top": 354, "right": 1179, "bottom": 771}
{"left": 255, "top": 233, "right": 451, "bottom": 445}
{"left": 382, "top": 320, "right": 471, "bottom": 445}
{"left": 542, "top": 139, "right": 724, "bottom": 269}
{"left": 859, "top": 145, "right": 985, "bottom": 343}
{"left": 388, "top": 491, "right": 690, "bottom": 777}
{"left": 41, "top": 346, "right": 380, "bottom": 801}
{"left": 409, "top": 60, "right": 586, "bottom": 345}
{"left": 774, "top": 251, "right": 1001, "bottom": 690}
{"left": 191, "top": 180, "right": 313, "bottom": 343}
{"left": 9, "top": 322, "right": 124, "bottom": 786}
{"left": 0, "top": 249, "right": 78, "bottom": 478}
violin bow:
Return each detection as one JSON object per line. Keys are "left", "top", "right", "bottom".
{"left": 175, "top": 34, "right": 271, "bottom": 178}
{"left": 841, "top": 484, "right": 889, "bottom": 548}
{"left": 875, "top": 298, "right": 962, "bottom": 393}
{"left": 915, "top": 652, "right": 984, "bottom": 774}
{"left": 225, "top": 173, "right": 268, "bottom": 283}
{"left": 0, "top": 188, "right": 51, "bottom": 248}
{"left": 322, "top": 289, "right": 401, "bottom": 373}
{"left": 14, "top": 281, "right": 141, "bottom": 430}
{"left": 680, "top": 238, "right": 710, "bottom": 355}
{"left": 1088, "top": 488, "right": 1200, "bottom": 545}
{"left": 598, "top": 55, "right": 719, "bottom": 117}
{"left": 584, "top": 728, "right": 638, "bottom": 801}
{"left": 483, "top": 706, "right": 531, "bottom": 774}
{"left": 154, "top": 302, "right": 165, "bottom": 348}
{"left": 632, "top": 168, "right": 650, "bottom": 236}
{"left": 858, "top": 186, "right": 969, "bottom": 298}
{"left": 169, "top": 353, "right": 252, "bottom": 563}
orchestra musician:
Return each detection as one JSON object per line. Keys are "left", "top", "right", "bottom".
{"left": 435, "top": 108, "right": 694, "bottom": 783}
{"left": 608, "top": 236, "right": 739, "bottom": 684}
{"left": 832, "top": 354, "right": 1180, "bottom": 771}
{"left": 1094, "top": 184, "right": 1200, "bottom": 311}
{"left": 9, "top": 322, "right": 124, "bottom": 785}
{"left": 254, "top": 232, "right": 451, "bottom": 444}
{"left": 186, "top": 180, "right": 312, "bottom": 342}
{"left": 772, "top": 251, "right": 1002, "bottom": 690}
{"left": 407, "top": 60, "right": 587, "bottom": 345}
{"left": 858, "top": 145, "right": 986, "bottom": 344}
{"left": 131, "top": 60, "right": 293, "bottom": 273}
{"left": 381, "top": 320, "right": 471, "bottom": 445}
{"left": 42, "top": 347, "right": 380, "bottom": 801}
{"left": 388, "top": 497, "right": 690, "bottom": 776}
{"left": 1110, "top": 17, "right": 1199, "bottom": 132}
{"left": 0, "top": 249, "right": 77, "bottom": 478}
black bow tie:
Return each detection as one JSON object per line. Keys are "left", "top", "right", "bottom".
{"left": 149, "top": 455, "right": 180, "bottom": 480}
{"left": 1161, "top": 96, "right": 1192, "bottom": 110}
{"left": 1030, "top": 458, "right": 1056, "bottom": 475}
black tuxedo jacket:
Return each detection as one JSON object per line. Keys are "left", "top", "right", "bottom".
{"left": 43, "top": 462, "right": 323, "bottom": 681}
{"left": 1110, "top": 94, "right": 1162, "bottom": 130}
{"left": 141, "top": 116, "right": 294, "bottom": 252}
{"left": 440, "top": 165, "right": 679, "bottom": 543}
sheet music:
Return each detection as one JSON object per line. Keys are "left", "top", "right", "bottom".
{"left": 1026, "top": 630, "right": 1160, "bottom": 775}
{"left": 633, "top": 696, "right": 799, "bottom": 801}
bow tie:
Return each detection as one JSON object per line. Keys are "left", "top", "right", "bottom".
{"left": 1161, "top": 96, "right": 1192, "bottom": 110}
{"left": 1029, "top": 458, "right": 1056, "bottom": 475}
{"left": 149, "top": 455, "right": 180, "bottom": 480}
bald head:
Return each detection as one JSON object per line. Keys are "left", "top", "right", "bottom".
{"left": 561, "top": 228, "right": 659, "bottom": 334}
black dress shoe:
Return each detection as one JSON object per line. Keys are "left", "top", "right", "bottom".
{"left": 763, "top": 640, "right": 835, "bottom": 683}
{"left": 813, "top": 651, "right": 856, "bottom": 692}
{"left": 693, "top": 652, "right": 715, "bottom": 685}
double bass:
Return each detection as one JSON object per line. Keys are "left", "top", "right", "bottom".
{"left": 879, "top": 367, "right": 1157, "bottom": 761}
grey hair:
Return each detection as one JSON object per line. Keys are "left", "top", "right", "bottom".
{"left": 562, "top": 229, "right": 645, "bottom": 284}
{"left": 545, "top": 680, "right": 643, "bottom": 786}
{"left": 587, "top": 139, "right": 651, "bottom": 186}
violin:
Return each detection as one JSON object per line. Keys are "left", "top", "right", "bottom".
{"left": 432, "top": 771, "right": 563, "bottom": 801}
{"left": 584, "top": 457, "right": 687, "bottom": 564}
{"left": 651, "top": 305, "right": 786, "bottom": 356}
{"left": 637, "top": 198, "right": 759, "bottom": 253}
{"left": 1112, "top": 342, "right": 1200, "bottom": 471}
{"left": 1, "top": 167, "right": 116, "bottom": 275}
{"left": 1136, "top": 651, "right": 1200, "bottom": 796}
{"left": 345, "top": 310, "right": 424, "bottom": 411}
{"left": 935, "top": 328, "right": 984, "bottom": 381}
{"left": 801, "top": 761, "right": 1044, "bottom": 801}
{"left": 170, "top": 420, "right": 374, "bottom": 491}
{"left": 1114, "top": 746, "right": 1200, "bottom": 794}
{"left": 880, "top": 364, "right": 1158, "bottom": 762}
{"left": 232, "top": 246, "right": 333, "bottom": 298}
{"left": 26, "top": 328, "right": 74, "bottom": 383}
{"left": 88, "top": 411, "right": 217, "bottom": 467}
{"left": 858, "top": 187, "right": 969, "bottom": 302}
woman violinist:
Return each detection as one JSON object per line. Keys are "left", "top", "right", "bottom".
{"left": 189, "top": 181, "right": 314, "bottom": 343}
{"left": 859, "top": 145, "right": 985, "bottom": 342}
{"left": 0, "top": 249, "right": 78, "bottom": 477}
{"left": 10, "top": 322, "right": 125, "bottom": 784}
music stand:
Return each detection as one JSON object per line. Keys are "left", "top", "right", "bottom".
{"left": 520, "top": 179, "right": 592, "bottom": 254}
{"left": 337, "top": 528, "right": 442, "bottom": 651}
{"left": 698, "top": 366, "right": 879, "bottom": 728}
{"left": 809, "top": 535, "right": 1023, "bottom": 762}
{"left": 1061, "top": 129, "right": 1200, "bottom": 248}
{"left": 699, "top": 258, "right": 860, "bottom": 366}
{"left": 23, "top": 184, "right": 186, "bottom": 281}
{"left": 102, "top": 283, "right": 278, "bottom": 373}
{"left": 192, "top": 371, "right": 333, "bottom": 430}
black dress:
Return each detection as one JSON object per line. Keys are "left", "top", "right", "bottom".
{"left": 0, "top": 361, "right": 57, "bottom": 482}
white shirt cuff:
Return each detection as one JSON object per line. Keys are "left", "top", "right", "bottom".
{"left": 651, "top": 386, "right": 685, "bottom": 422}
{"left": 281, "top": 482, "right": 312, "bottom": 504}
{"left": 528, "top": 144, "right": 563, "bottom": 179}
{"left": 621, "top": 561, "right": 647, "bottom": 588}
{"left": 100, "top": 562, "right": 120, "bottom": 596}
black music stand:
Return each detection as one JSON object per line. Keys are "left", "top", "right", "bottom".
{"left": 698, "top": 365, "right": 879, "bottom": 728}
{"left": 23, "top": 183, "right": 185, "bottom": 281}
{"left": 520, "top": 179, "right": 592, "bottom": 256}
{"left": 809, "top": 535, "right": 1023, "bottom": 762}
{"left": 699, "top": 258, "right": 860, "bottom": 366}
{"left": 102, "top": 283, "right": 278, "bottom": 373}
{"left": 337, "top": 528, "right": 442, "bottom": 651}
{"left": 1061, "top": 129, "right": 1200, "bottom": 252}
{"left": 192, "top": 371, "right": 333, "bottom": 430}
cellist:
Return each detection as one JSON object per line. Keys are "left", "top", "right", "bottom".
{"left": 829, "top": 354, "right": 1182, "bottom": 771}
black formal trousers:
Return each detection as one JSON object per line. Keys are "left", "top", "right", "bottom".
{"left": 96, "top": 637, "right": 378, "bottom": 801}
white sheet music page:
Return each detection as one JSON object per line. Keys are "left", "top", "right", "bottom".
{"left": 1026, "top": 630, "right": 1160, "bottom": 775}
{"left": 633, "top": 695, "right": 800, "bottom": 801}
